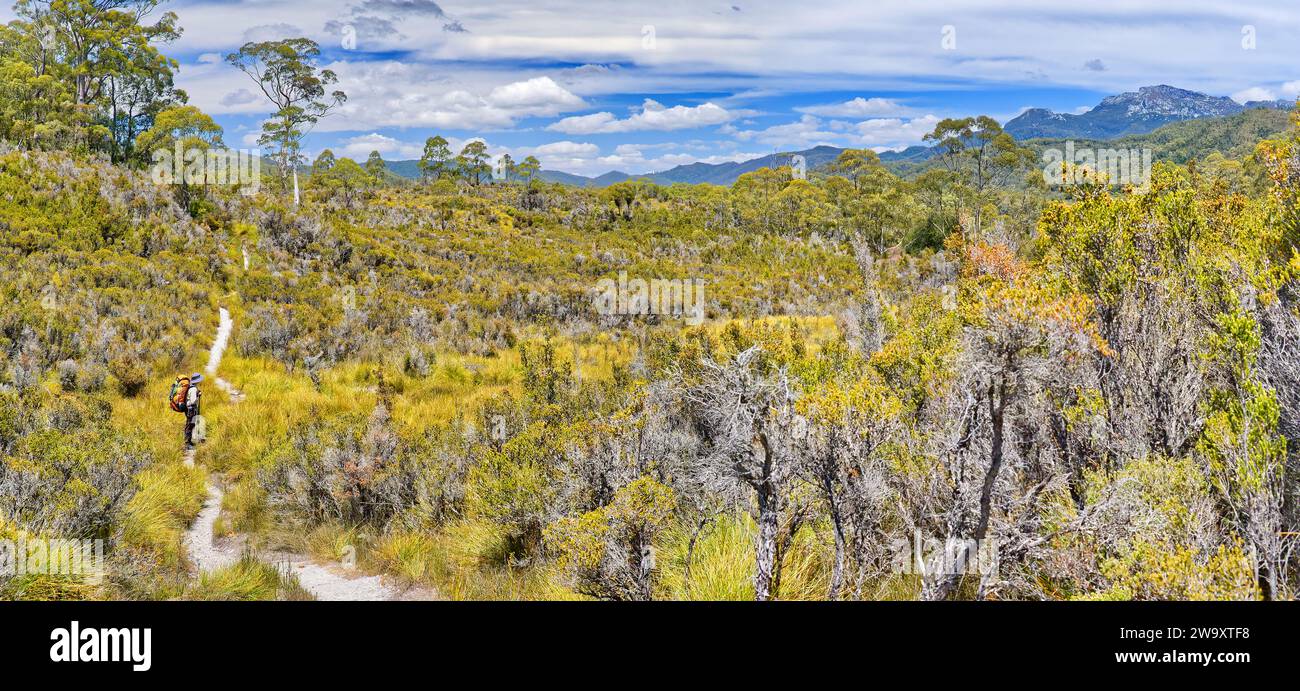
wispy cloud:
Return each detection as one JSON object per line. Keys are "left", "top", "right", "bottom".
{"left": 548, "top": 100, "right": 734, "bottom": 134}
{"left": 796, "top": 97, "right": 913, "bottom": 118}
{"left": 729, "top": 113, "right": 940, "bottom": 151}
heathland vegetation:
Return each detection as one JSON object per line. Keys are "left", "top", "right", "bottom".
{"left": 3, "top": 0, "right": 1300, "bottom": 601}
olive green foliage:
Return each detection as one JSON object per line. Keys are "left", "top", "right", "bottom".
{"left": 3, "top": 0, "right": 184, "bottom": 162}
{"left": 545, "top": 477, "right": 676, "bottom": 600}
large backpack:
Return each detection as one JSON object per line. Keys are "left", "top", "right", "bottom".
{"left": 168, "top": 376, "right": 190, "bottom": 413}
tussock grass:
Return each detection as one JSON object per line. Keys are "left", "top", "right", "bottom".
{"left": 122, "top": 463, "right": 207, "bottom": 568}
{"left": 371, "top": 530, "right": 437, "bottom": 583}
{"left": 211, "top": 515, "right": 231, "bottom": 540}
{"left": 104, "top": 378, "right": 210, "bottom": 599}
{"left": 0, "top": 518, "right": 103, "bottom": 600}
{"left": 196, "top": 356, "right": 364, "bottom": 480}
{"left": 873, "top": 574, "right": 924, "bottom": 601}
{"left": 658, "top": 513, "right": 831, "bottom": 601}
{"left": 220, "top": 478, "right": 268, "bottom": 535}
{"left": 414, "top": 519, "right": 580, "bottom": 600}
{"left": 110, "top": 372, "right": 192, "bottom": 467}
{"left": 183, "top": 555, "right": 314, "bottom": 601}
{"left": 299, "top": 523, "right": 361, "bottom": 564}
{"left": 0, "top": 574, "right": 100, "bottom": 600}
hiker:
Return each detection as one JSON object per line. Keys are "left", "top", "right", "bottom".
{"left": 183, "top": 373, "right": 203, "bottom": 449}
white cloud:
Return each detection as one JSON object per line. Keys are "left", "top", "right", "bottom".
{"left": 335, "top": 133, "right": 423, "bottom": 160}
{"left": 1232, "top": 86, "right": 1276, "bottom": 104}
{"left": 852, "top": 115, "right": 941, "bottom": 150}
{"left": 319, "top": 68, "right": 587, "bottom": 131}
{"left": 220, "top": 89, "right": 259, "bottom": 107}
{"left": 729, "top": 113, "right": 939, "bottom": 151}
{"left": 486, "top": 77, "right": 586, "bottom": 110}
{"left": 579, "top": 147, "right": 763, "bottom": 177}
{"left": 796, "top": 97, "right": 911, "bottom": 118}
{"left": 548, "top": 99, "right": 733, "bottom": 134}
{"left": 514, "top": 141, "right": 602, "bottom": 174}
{"left": 197, "top": 53, "right": 223, "bottom": 65}
{"left": 1281, "top": 81, "right": 1300, "bottom": 98}
{"left": 529, "top": 141, "right": 600, "bottom": 157}
{"left": 546, "top": 112, "right": 617, "bottom": 135}
{"left": 179, "top": 52, "right": 590, "bottom": 129}
{"left": 730, "top": 114, "right": 842, "bottom": 149}
{"left": 240, "top": 23, "right": 302, "bottom": 43}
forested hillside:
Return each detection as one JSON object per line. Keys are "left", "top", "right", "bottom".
{"left": 3, "top": 0, "right": 1300, "bottom": 602}
{"left": 420, "top": 107, "right": 1292, "bottom": 189}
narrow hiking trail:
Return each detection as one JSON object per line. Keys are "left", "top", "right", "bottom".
{"left": 183, "top": 306, "right": 435, "bottom": 601}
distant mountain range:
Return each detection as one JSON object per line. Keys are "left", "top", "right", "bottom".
{"left": 538, "top": 145, "right": 932, "bottom": 187}
{"left": 1003, "top": 84, "right": 1293, "bottom": 139}
{"left": 380, "top": 85, "right": 1294, "bottom": 188}
{"left": 382, "top": 144, "right": 934, "bottom": 188}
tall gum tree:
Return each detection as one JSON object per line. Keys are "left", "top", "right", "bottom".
{"left": 226, "top": 37, "right": 346, "bottom": 195}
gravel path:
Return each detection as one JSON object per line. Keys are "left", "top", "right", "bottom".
{"left": 183, "top": 306, "right": 436, "bottom": 601}
{"left": 183, "top": 483, "right": 240, "bottom": 572}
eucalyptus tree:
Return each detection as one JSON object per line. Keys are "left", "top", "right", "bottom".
{"left": 227, "top": 37, "right": 346, "bottom": 196}
{"left": 923, "top": 116, "right": 1034, "bottom": 236}
{"left": 418, "top": 135, "right": 452, "bottom": 181}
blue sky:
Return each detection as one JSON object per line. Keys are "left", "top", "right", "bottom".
{"left": 8, "top": 0, "right": 1299, "bottom": 175}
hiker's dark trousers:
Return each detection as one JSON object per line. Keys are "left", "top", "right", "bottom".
{"left": 185, "top": 410, "right": 197, "bottom": 445}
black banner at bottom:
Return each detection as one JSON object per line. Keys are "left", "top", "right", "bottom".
{"left": 0, "top": 601, "right": 1287, "bottom": 680}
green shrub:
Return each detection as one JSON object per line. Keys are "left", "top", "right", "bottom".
{"left": 108, "top": 352, "right": 148, "bottom": 398}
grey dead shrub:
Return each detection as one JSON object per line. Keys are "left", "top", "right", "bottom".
{"left": 57, "top": 359, "right": 80, "bottom": 392}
